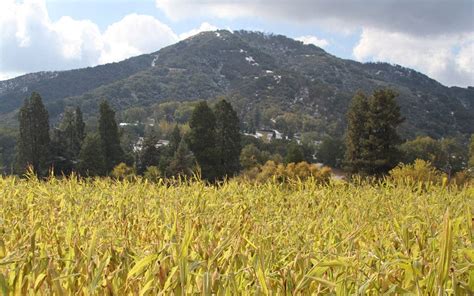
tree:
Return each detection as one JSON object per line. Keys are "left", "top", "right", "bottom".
{"left": 316, "top": 136, "right": 345, "bottom": 168}
{"left": 345, "top": 89, "right": 403, "bottom": 175}
{"left": 74, "top": 107, "right": 85, "bottom": 145}
{"left": 111, "top": 162, "right": 136, "bottom": 180}
{"left": 400, "top": 136, "right": 467, "bottom": 174}
{"left": 285, "top": 142, "right": 305, "bottom": 164}
{"left": 344, "top": 91, "right": 370, "bottom": 174}
{"left": 78, "top": 133, "right": 106, "bottom": 176}
{"left": 188, "top": 101, "right": 218, "bottom": 181}
{"left": 98, "top": 100, "right": 124, "bottom": 172}
{"left": 138, "top": 135, "right": 162, "bottom": 174}
{"left": 400, "top": 136, "right": 443, "bottom": 167}
{"left": 438, "top": 138, "right": 467, "bottom": 175}
{"left": 364, "top": 89, "right": 403, "bottom": 174}
{"left": 240, "top": 144, "right": 264, "bottom": 170}
{"left": 50, "top": 107, "right": 86, "bottom": 174}
{"left": 17, "top": 92, "right": 51, "bottom": 176}
{"left": 469, "top": 135, "right": 474, "bottom": 170}
{"left": 215, "top": 100, "right": 241, "bottom": 177}
{"left": 167, "top": 138, "right": 195, "bottom": 177}
{"left": 168, "top": 124, "right": 182, "bottom": 154}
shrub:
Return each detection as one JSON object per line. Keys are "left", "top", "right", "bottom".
{"left": 451, "top": 170, "right": 473, "bottom": 187}
{"left": 389, "top": 159, "right": 444, "bottom": 185}
{"left": 111, "top": 162, "right": 136, "bottom": 180}
{"left": 143, "top": 166, "right": 161, "bottom": 182}
{"left": 254, "top": 161, "right": 331, "bottom": 184}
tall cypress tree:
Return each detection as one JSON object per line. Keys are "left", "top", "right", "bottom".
{"left": 138, "top": 134, "right": 161, "bottom": 174}
{"left": 167, "top": 138, "right": 195, "bottom": 177}
{"left": 469, "top": 134, "right": 474, "bottom": 170}
{"left": 74, "top": 106, "right": 85, "bottom": 151}
{"left": 188, "top": 101, "right": 218, "bottom": 181}
{"left": 168, "top": 124, "right": 182, "bottom": 154}
{"left": 215, "top": 100, "right": 241, "bottom": 178}
{"left": 345, "top": 89, "right": 403, "bottom": 175}
{"left": 17, "top": 92, "right": 51, "bottom": 176}
{"left": 51, "top": 107, "right": 86, "bottom": 174}
{"left": 98, "top": 100, "right": 124, "bottom": 172}
{"left": 78, "top": 133, "right": 106, "bottom": 176}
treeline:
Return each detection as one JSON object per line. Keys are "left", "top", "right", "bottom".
{"left": 14, "top": 93, "right": 243, "bottom": 181}
{"left": 8, "top": 89, "right": 474, "bottom": 182}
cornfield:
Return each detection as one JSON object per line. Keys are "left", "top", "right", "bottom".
{"left": 0, "top": 175, "right": 472, "bottom": 295}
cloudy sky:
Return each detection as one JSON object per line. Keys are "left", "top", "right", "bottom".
{"left": 1, "top": 0, "right": 473, "bottom": 87}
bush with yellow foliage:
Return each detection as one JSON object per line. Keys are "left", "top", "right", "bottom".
{"left": 249, "top": 160, "right": 331, "bottom": 184}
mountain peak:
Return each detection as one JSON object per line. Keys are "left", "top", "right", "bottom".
{"left": 0, "top": 30, "right": 472, "bottom": 139}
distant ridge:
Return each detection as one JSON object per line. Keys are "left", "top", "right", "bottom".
{"left": 1, "top": 30, "right": 473, "bottom": 138}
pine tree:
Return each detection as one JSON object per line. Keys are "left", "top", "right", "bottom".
{"left": 344, "top": 91, "right": 370, "bottom": 174}
{"left": 215, "top": 100, "right": 241, "bottom": 178}
{"left": 78, "top": 133, "right": 106, "bottom": 176}
{"left": 17, "top": 92, "right": 51, "bottom": 176}
{"left": 345, "top": 89, "right": 403, "bottom": 175}
{"left": 167, "top": 138, "right": 195, "bottom": 177}
{"left": 188, "top": 101, "right": 218, "bottom": 181}
{"left": 365, "top": 89, "right": 403, "bottom": 174}
{"left": 98, "top": 100, "right": 124, "bottom": 172}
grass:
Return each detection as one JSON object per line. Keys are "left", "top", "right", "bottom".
{"left": 0, "top": 175, "right": 472, "bottom": 294}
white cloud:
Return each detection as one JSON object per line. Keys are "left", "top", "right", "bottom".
{"left": 155, "top": 0, "right": 473, "bottom": 36}
{"left": 456, "top": 42, "right": 474, "bottom": 76}
{"left": 52, "top": 16, "right": 103, "bottom": 62}
{"left": 178, "top": 22, "right": 218, "bottom": 40}
{"left": 353, "top": 28, "right": 474, "bottom": 87}
{"left": 296, "top": 35, "right": 329, "bottom": 48}
{"left": 0, "top": 1, "right": 216, "bottom": 79}
{"left": 100, "top": 14, "right": 178, "bottom": 63}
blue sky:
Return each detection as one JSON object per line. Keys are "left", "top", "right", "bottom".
{"left": 1, "top": 0, "right": 473, "bottom": 87}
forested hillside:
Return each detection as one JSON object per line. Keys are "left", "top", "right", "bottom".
{"left": 1, "top": 30, "right": 473, "bottom": 139}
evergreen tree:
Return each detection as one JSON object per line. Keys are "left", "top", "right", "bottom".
{"left": 74, "top": 107, "right": 85, "bottom": 149}
{"left": 78, "top": 133, "right": 106, "bottom": 176}
{"left": 0, "top": 147, "right": 4, "bottom": 173}
{"left": 98, "top": 100, "right": 124, "bottom": 172}
{"left": 17, "top": 92, "right": 51, "bottom": 176}
{"left": 51, "top": 108, "right": 85, "bottom": 174}
{"left": 167, "top": 138, "right": 195, "bottom": 177}
{"left": 344, "top": 91, "right": 370, "bottom": 173}
{"left": 157, "top": 124, "right": 182, "bottom": 176}
{"left": 188, "top": 101, "right": 218, "bottom": 181}
{"left": 469, "top": 134, "right": 474, "bottom": 170}
{"left": 168, "top": 124, "right": 182, "bottom": 154}
{"left": 215, "top": 100, "right": 241, "bottom": 177}
{"left": 138, "top": 135, "right": 161, "bottom": 174}
{"left": 365, "top": 89, "right": 403, "bottom": 174}
{"left": 345, "top": 89, "right": 403, "bottom": 175}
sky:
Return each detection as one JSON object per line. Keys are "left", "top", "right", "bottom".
{"left": 0, "top": 0, "right": 473, "bottom": 87}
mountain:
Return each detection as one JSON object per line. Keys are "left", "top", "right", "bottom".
{"left": 1, "top": 30, "right": 473, "bottom": 139}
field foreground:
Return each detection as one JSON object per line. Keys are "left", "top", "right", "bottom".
{"left": 0, "top": 177, "right": 472, "bottom": 295}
